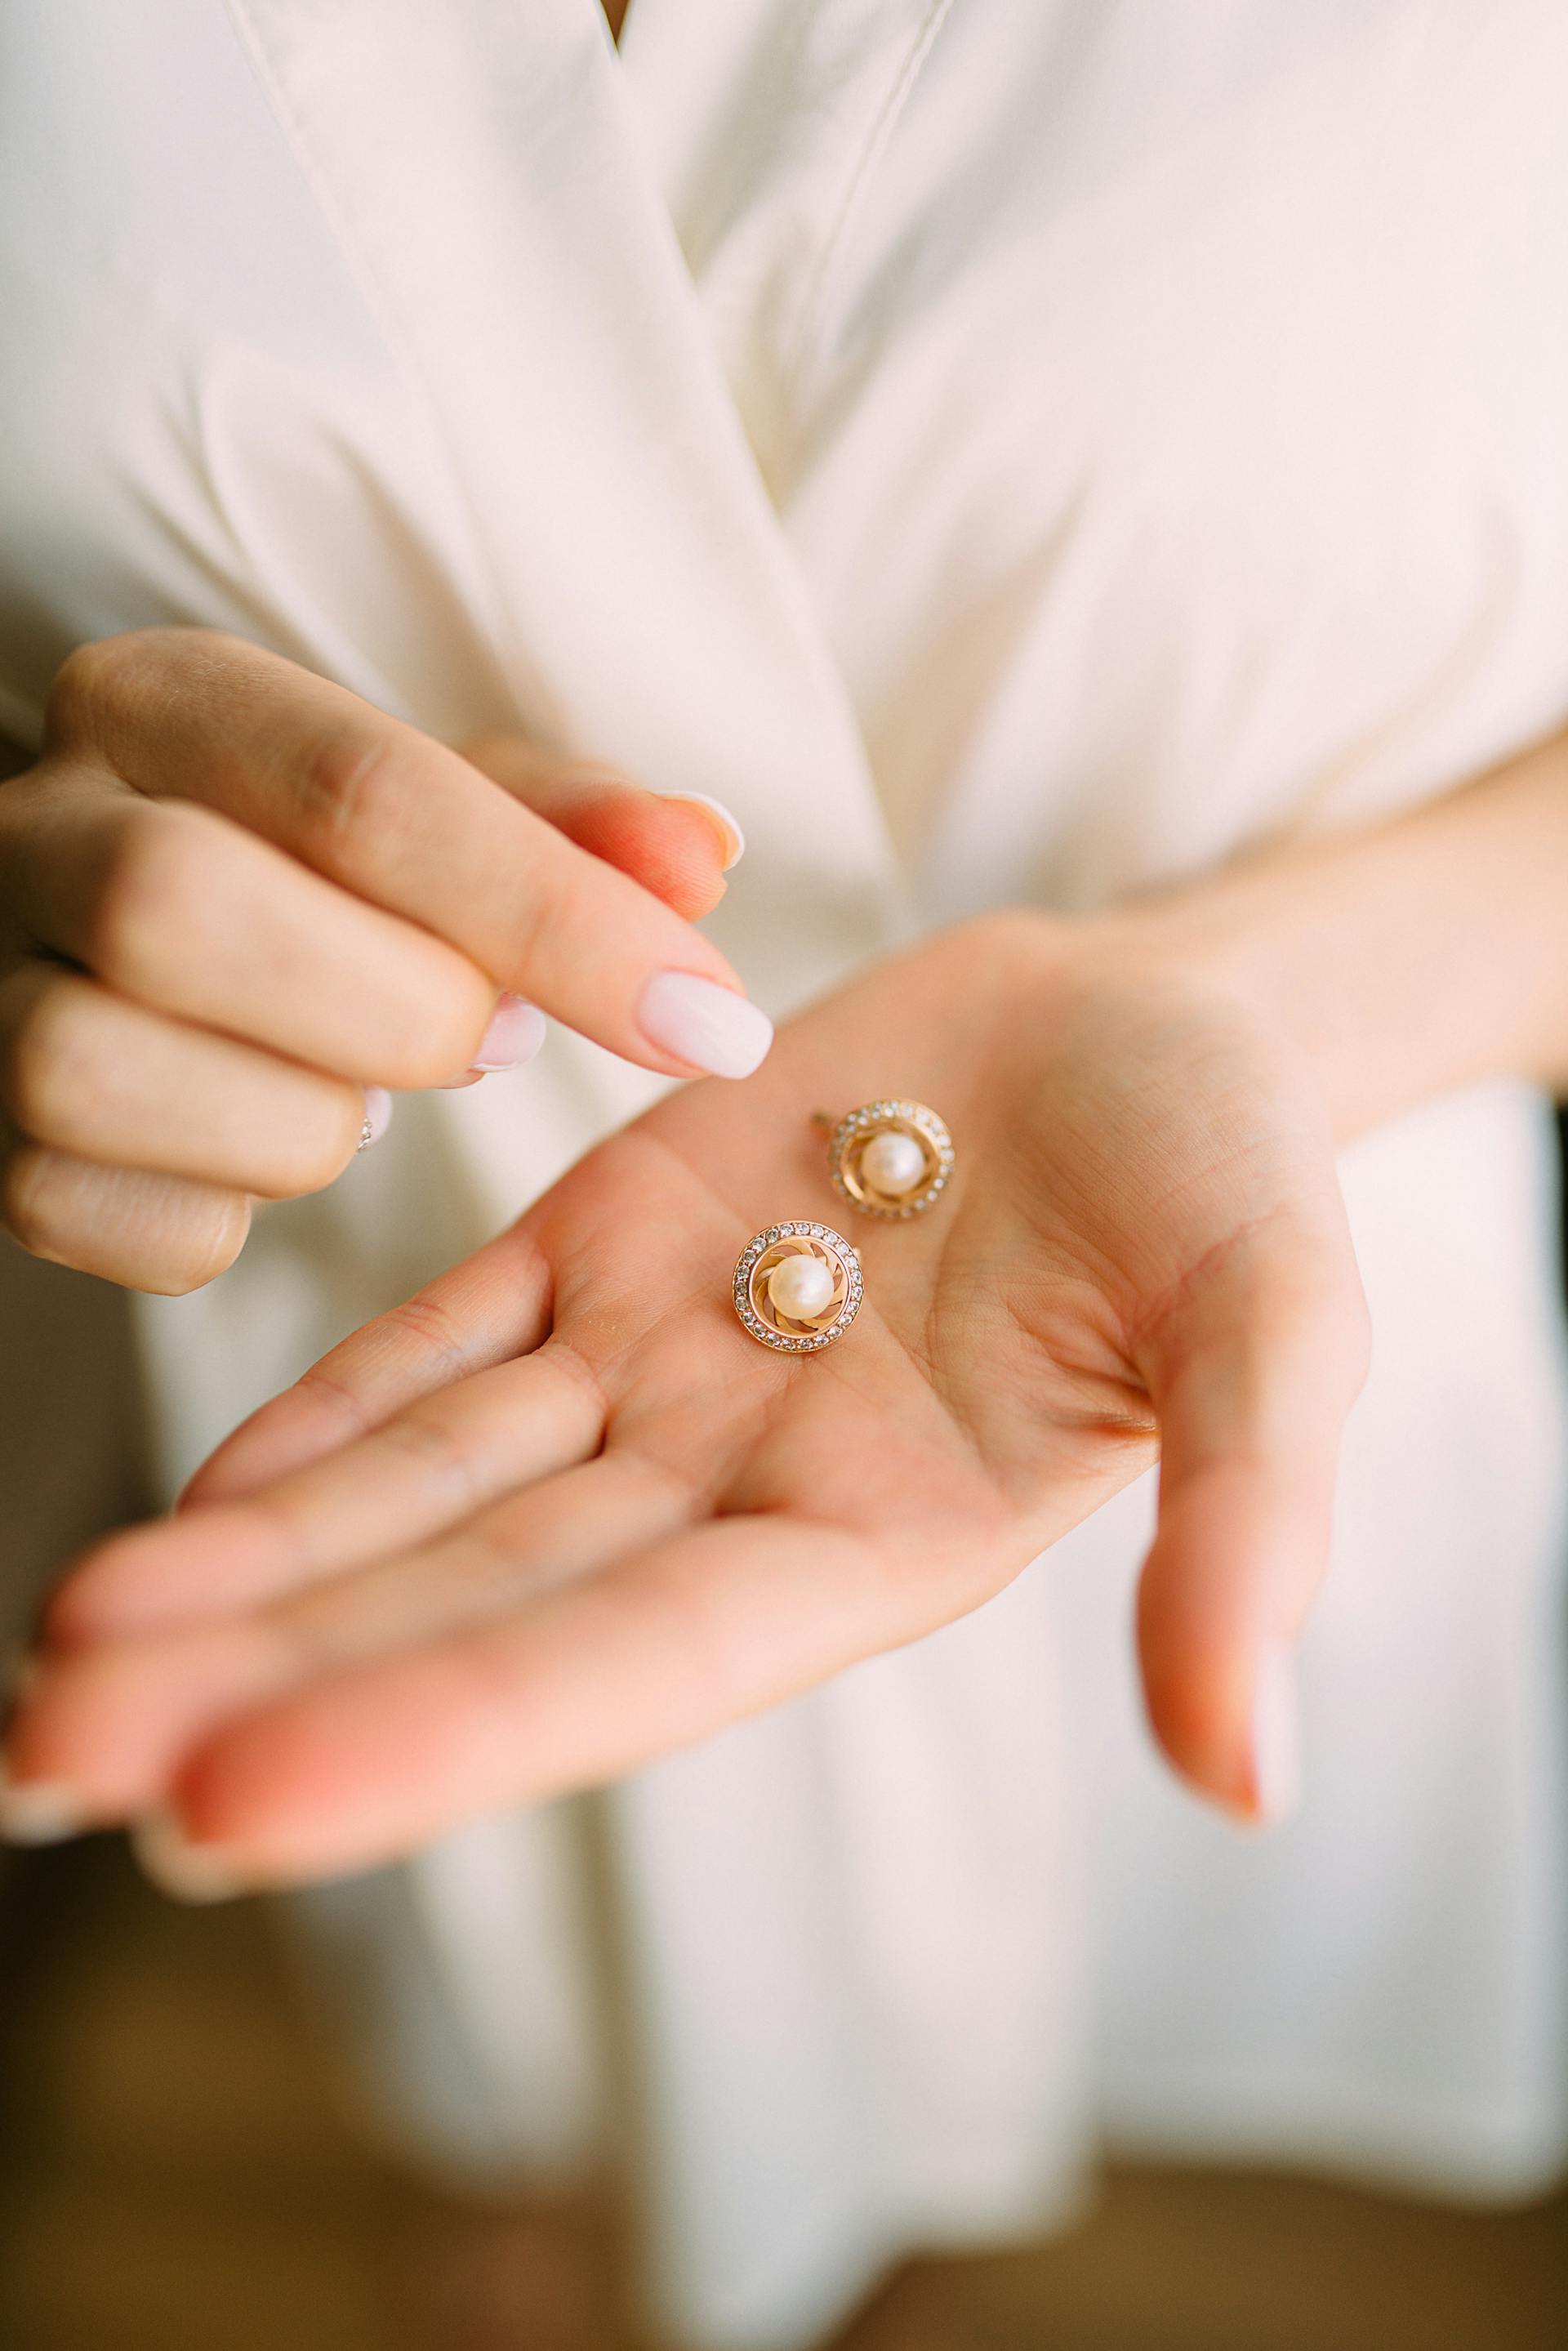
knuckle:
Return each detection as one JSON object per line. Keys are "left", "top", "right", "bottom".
{"left": 87, "top": 805, "right": 215, "bottom": 992}
{"left": 292, "top": 721, "right": 399, "bottom": 857}
{"left": 46, "top": 636, "right": 133, "bottom": 743}
{"left": 507, "top": 839, "right": 580, "bottom": 975}
{"left": 2, "top": 975, "right": 100, "bottom": 1144}
{"left": 45, "top": 631, "right": 175, "bottom": 747}
{"left": 0, "top": 1140, "right": 68, "bottom": 1260}
{"left": 384, "top": 963, "right": 496, "bottom": 1087}
{"left": 252, "top": 1086, "right": 364, "bottom": 1199}
{"left": 47, "top": 629, "right": 279, "bottom": 757}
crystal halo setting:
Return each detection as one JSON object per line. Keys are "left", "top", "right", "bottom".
{"left": 733, "top": 1224, "right": 863, "bottom": 1352}
{"left": 826, "top": 1100, "right": 955, "bottom": 1220}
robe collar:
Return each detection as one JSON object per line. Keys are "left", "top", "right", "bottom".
{"left": 225, "top": 0, "right": 915, "bottom": 969}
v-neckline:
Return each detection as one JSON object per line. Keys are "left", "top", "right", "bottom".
{"left": 225, "top": 0, "right": 920, "bottom": 935}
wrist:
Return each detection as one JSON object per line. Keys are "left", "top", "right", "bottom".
{"left": 1081, "top": 877, "right": 1370, "bottom": 1131}
{"left": 1065, "top": 724, "right": 1568, "bottom": 1142}
{"left": 1085, "top": 866, "right": 1448, "bottom": 1147}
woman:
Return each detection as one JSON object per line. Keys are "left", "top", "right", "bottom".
{"left": 2, "top": 4, "right": 1567, "bottom": 2344}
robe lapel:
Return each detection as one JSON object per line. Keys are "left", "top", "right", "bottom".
{"left": 225, "top": 0, "right": 908, "bottom": 972}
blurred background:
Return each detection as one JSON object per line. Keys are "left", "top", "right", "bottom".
{"left": 2, "top": 1830, "right": 1565, "bottom": 2351}
{"left": 2, "top": 1131, "right": 1566, "bottom": 2351}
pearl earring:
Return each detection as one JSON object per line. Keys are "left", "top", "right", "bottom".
{"left": 819, "top": 1100, "right": 955, "bottom": 1220}
{"left": 733, "top": 1224, "right": 862, "bottom": 1352}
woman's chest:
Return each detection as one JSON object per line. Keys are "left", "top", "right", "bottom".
{"left": 3, "top": 2, "right": 1567, "bottom": 893}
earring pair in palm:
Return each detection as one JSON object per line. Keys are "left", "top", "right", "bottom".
{"left": 733, "top": 1099, "right": 955, "bottom": 1351}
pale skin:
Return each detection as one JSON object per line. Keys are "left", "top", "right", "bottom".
{"left": 3, "top": 716, "right": 1568, "bottom": 1889}
{"left": 0, "top": 629, "right": 755, "bottom": 1292}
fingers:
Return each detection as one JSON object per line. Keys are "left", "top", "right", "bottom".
{"left": 183, "top": 1220, "right": 556, "bottom": 1504}
{"left": 51, "top": 1342, "right": 607, "bottom": 1640}
{"left": 47, "top": 633, "right": 769, "bottom": 1078}
{"left": 1, "top": 765, "right": 496, "bottom": 1087}
{"left": 1134, "top": 1212, "right": 1370, "bottom": 1822}
{"left": 7, "top": 1511, "right": 870, "bottom": 1889}
{"left": 1, "top": 1140, "right": 251, "bottom": 1293}
{"left": 461, "top": 735, "right": 740, "bottom": 922}
{"left": 5, "top": 1446, "right": 700, "bottom": 1849}
{"left": 0, "top": 961, "right": 364, "bottom": 1196}
{"left": 174, "top": 1515, "right": 873, "bottom": 1886}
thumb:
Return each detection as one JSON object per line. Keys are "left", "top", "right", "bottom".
{"left": 1134, "top": 1206, "right": 1370, "bottom": 1824}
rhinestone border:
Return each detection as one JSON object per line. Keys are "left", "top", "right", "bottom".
{"left": 827, "top": 1100, "right": 956, "bottom": 1220}
{"left": 733, "top": 1223, "right": 863, "bottom": 1352}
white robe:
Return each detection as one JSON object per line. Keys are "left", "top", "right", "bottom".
{"left": 3, "top": 5, "right": 1568, "bottom": 2344}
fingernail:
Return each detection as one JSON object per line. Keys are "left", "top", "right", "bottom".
{"left": 637, "top": 972, "right": 773, "bottom": 1078}
{"left": 133, "top": 1813, "right": 246, "bottom": 1905}
{"left": 663, "top": 793, "right": 746, "bottom": 872}
{"left": 472, "top": 993, "right": 547, "bottom": 1072}
{"left": 0, "top": 1760, "right": 91, "bottom": 1847}
{"left": 358, "top": 1086, "right": 393, "bottom": 1151}
{"left": 1249, "top": 1639, "right": 1303, "bottom": 1825}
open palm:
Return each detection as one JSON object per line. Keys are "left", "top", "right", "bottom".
{"left": 7, "top": 917, "right": 1368, "bottom": 1887}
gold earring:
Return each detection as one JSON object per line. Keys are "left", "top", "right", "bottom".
{"left": 817, "top": 1100, "right": 955, "bottom": 1220}
{"left": 733, "top": 1224, "right": 862, "bottom": 1351}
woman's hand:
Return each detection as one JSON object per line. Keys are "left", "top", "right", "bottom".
{"left": 0, "top": 630, "right": 758, "bottom": 1292}
{"left": 1, "top": 912, "right": 1369, "bottom": 1883}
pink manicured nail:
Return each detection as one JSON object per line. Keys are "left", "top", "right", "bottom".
{"left": 472, "top": 993, "right": 547, "bottom": 1072}
{"left": 133, "top": 1813, "right": 246, "bottom": 1905}
{"left": 663, "top": 792, "right": 746, "bottom": 871}
{"left": 359, "top": 1086, "right": 393, "bottom": 1149}
{"left": 0, "top": 1760, "right": 90, "bottom": 1847}
{"left": 637, "top": 972, "right": 773, "bottom": 1078}
{"left": 1249, "top": 1639, "right": 1303, "bottom": 1825}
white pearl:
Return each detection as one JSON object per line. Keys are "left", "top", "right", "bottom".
{"left": 860, "top": 1128, "right": 927, "bottom": 1197}
{"left": 768, "top": 1252, "right": 835, "bottom": 1322}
